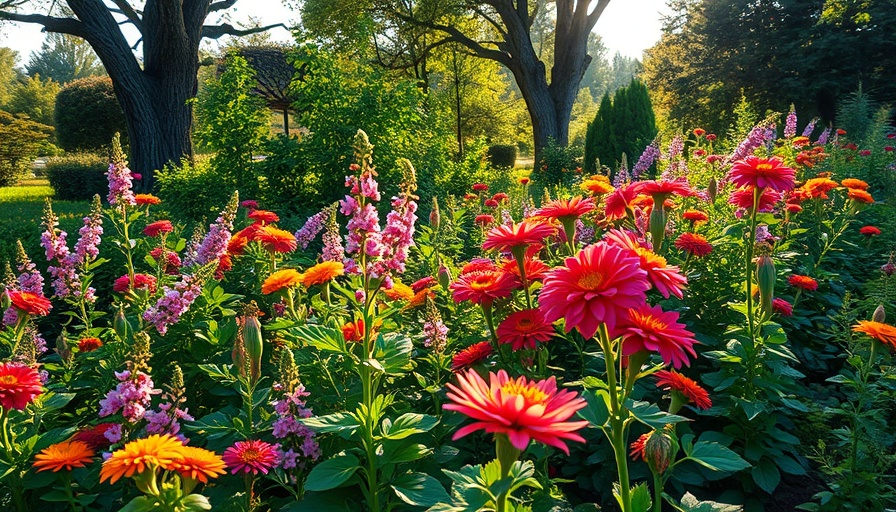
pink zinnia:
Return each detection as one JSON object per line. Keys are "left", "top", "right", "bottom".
{"left": 450, "top": 270, "right": 518, "bottom": 306}
{"left": 482, "top": 220, "right": 557, "bottom": 253}
{"left": 603, "top": 229, "right": 687, "bottom": 299}
{"left": 451, "top": 342, "right": 493, "bottom": 372}
{"left": 497, "top": 309, "right": 555, "bottom": 350}
{"left": 633, "top": 178, "right": 696, "bottom": 198}
{"left": 604, "top": 184, "right": 641, "bottom": 220}
{"left": 674, "top": 233, "right": 713, "bottom": 257}
{"left": 728, "top": 187, "right": 782, "bottom": 212}
{"left": 727, "top": 156, "right": 796, "bottom": 192}
{"left": 222, "top": 440, "right": 279, "bottom": 475}
{"left": 539, "top": 242, "right": 650, "bottom": 338}
{"left": 144, "top": 220, "right": 174, "bottom": 237}
{"left": 772, "top": 298, "right": 793, "bottom": 317}
{"left": 618, "top": 304, "right": 698, "bottom": 369}
{"left": 536, "top": 196, "right": 596, "bottom": 221}
{"left": 0, "top": 362, "right": 43, "bottom": 410}
{"left": 443, "top": 369, "right": 588, "bottom": 453}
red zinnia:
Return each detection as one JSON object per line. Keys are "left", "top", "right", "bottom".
{"left": 482, "top": 220, "right": 557, "bottom": 253}
{"left": 772, "top": 298, "right": 793, "bottom": 317}
{"left": 451, "top": 341, "right": 493, "bottom": 372}
{"left": 248, "top": 210, "right": 279, "bottom": 225}
{"left": 604, "top": 184, "right": 643, "bottom": 220}
{"left": 630, "top": 433, "right": 649, "bottom": 461}
{"left": 460, "top": 258, "right": 497, "bottom": 275}
{"left": 728, "top": 187, "right": 782, "bottom": 212}
{"left": 113, "top": 273, "right": 157, "bottom": 294}
{"left": 7, "top": 290, "right": 52, "bottom": 316}
{"left": 633, "top": 178, "right": 696, "bottom": 199}
{"left": 443, "top": 369, "right": 589, "bottom": 453}
{"left": 134, "top": 194, "right": 161, "bottom": 206}
{"left": 484, "top": 199, "right": 499, "bottom": 208}
{"left": 472, "top": 183, "right": 489, "bottom": 192}
{"left": 500, "top": 257, "right": 549, "bottom": 282}
{"left": 654, "top": 370, "right": 711, "bottom": 410}
{"left": 450, "top": 270, "right": 518, "bottom": 306}
{"left": 693, "top": 128, "right": 705, "bottom": 137}
{"left": 71, "top": 423, "right": 118, "bottom": 450}
{"left": 674, "top": 233, "right": 713, "bottom": 257}
{"left": 788, "top": 275, "right": 818, "bottom": 291}
{"left": 475, "top": 214, "right": 495, "bottom": 226}
{"left": 519, "top": 177, "right": 530, "bottom": 185}
{"left": 682, "top": 210, "right": 708, "bottom": 224}
{"left": 496, "top": 309, "right": 555, "bottom": 350}
{"left": 0, "top": 362, "right": 43, "bottom": 410}
{"left": 859, "top": 226, "right": 881, "bottom": 237}
{"left": 78, "top": 337, "right": 103, "bottom": 352}
{"left": 222, "top": 440, "right": 279, "bottom": 475}
{"left": 728, "top": 156, "right": 796, "bottom": 192}
{"left": 492, "top": 192, "right": 509, "bottom": 203}
{"left": 539, "top": 242, "right": 650, "bottom": 338}
{"left": 618, "top": 304, "right": 698, "bottom": 369}
{"left": 149, "top": 248, "right": 182, "bottom": 274}
{"left": 257, "top": 226, "right": 297, "bottom": 253}
{"left": 604, "top": 229, "right": 687, "bottom": 299}
{"left": 144, "top": 220, "right": 174, "bottom": 237}
{"left": 536, "top": 196, "right": 596, "bottom": 221}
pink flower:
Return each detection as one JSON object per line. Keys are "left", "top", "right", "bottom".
{"left": 727, "top": 156, "right": 796, "bottom": 192}
{"left": 603, "top": 229, "right": 687, "bottom": 299}
{"left": 223, "top": 440, "right": 280, "bottom": 475}
{"left": 482, "top": 220, "right": 557, "bottom": 253}
{"left": 497, "top": 309, "right": 555, "bottom": 350}
{"left": 618, "top": 304, "right": 698, "bottom": 369}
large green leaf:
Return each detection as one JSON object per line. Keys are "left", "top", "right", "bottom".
{"left": 372, "top": 333, "right": 413, "bottom": 375}
{"left": 294, "top": 324, "right": 346, "bottom": 354}
{"left": 301, "top": 412, "right": 360, "bottom": 434}
{"left": 627, "top": 399, "right": 689, "bottom": 429}
{"left": 685, "top": 440, "right": 751, "bottom": 473}
{"left": 391, "top": 472, "right": 452, "bottom": 507}
{"left": 304, "top": 454, "right": 361, "bottom": 492}
{"left": 577, "top": 389, "right": 610, "bottom": 427}
{"left": 381, "top": 413, "right": 439, "bottom": 440}
{"left": 751, "top": 458, "right": 780, "bottom": 494}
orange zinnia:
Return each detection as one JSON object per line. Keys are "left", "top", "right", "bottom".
{"left": 99, "top": 434, "right": 186, "bottom": 484}
{"left": 852, "top": 321, "right": 896, "bottom": 350}
{"left": 7, "top": 290, "right": 52, "bottom": 316}
{"left": 654, "top": 370, "right": 712, "bottom": 410}
{"left": 303, "top": 261, "right": 344, "bottom": 287}
{"left": 802, "top": 177, "right": 840, "bottom": 199}
{"left": 257, "top": 226, "right": 297, "bottom": 253}
{"left": 581, "top": 176, "right": 615, "bottom": 195}
{"left": 248, "top": 210, "right": 280, "bottom": 225}
{"left": 172, "top": 446, "right": 226, "bottom": 484}
{"left": 847, "top": 188, "right": 874, "bottom": 204}
{"left": 261, "top": 269, "right": 304, "bottom": 294}
{"left": 383, "top": 282, "right": 414, "bottom": 301}
{"left": 841, "top": 178, "right": 869, "bottom": 190}
{"left": 134, "top": 194, "right": 161, "bottom": 205}
{"left": 33, "top": 440, "right": 95, "bottom": 472}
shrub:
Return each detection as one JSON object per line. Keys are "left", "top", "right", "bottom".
{"left": 584, "top": 78, "right": 657, "bottom": 176}
{"left": 0, "top": 110, "right": 53, "bottom": 186}
{"left": 487, "top": 144, "right": 517, "bottom": 168}
{"left": 156, "top": 157, "right": 235, "bottom": 222}
{"left": 55, "top": 76, "right": 127, "bottom": 151}
{"left": 45, "top": 153, "right": 107, "bottom": 200}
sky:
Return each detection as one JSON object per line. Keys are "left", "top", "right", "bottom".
{"left": 0, "top": 0, "right": 668, "bottom": 66}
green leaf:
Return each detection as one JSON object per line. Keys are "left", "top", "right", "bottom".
{"left": 304, "top": 454, "right": 361, "bottom": 492}
{"left": 685, "top": 441, "right": 751, "bottom": 473}
{"left": 120, "top": 496, "right": 159, "bottom": 512}
{"left": 382, "top": 413, "right": 439, "bottom": 440}
{"left": 373, "top": 333, "right": 413, "bottom": 375}
{"left": 382, "top": 442, "right": 431, "bottom": 464}
{"left": 630, "top": 483, "right": 652, "bottom": 512}
{"left": 302, "top": 412, "right": 360, "bottom": 434}
{"left": 280, "top": 490, "right": 356, "bottom": 511}
{"left": 751, "top": 458, "right": 780, "bottom": 493}
{"left": 577, "top": 389, "right": 610, "bottom": 427}
{"left": 294, "top": 324, "right": 347, "bottom": 354}
{"left": 627, "top": 400, "right": 689, "bottom": 429}
{"left": 391, "top": 472, "right": 452, "bottom": 507}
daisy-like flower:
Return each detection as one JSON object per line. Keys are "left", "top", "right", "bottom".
{"left": 860, "top": 226, "right": 881, "bottom": 236}
{"left": 482, "top": 220, "right": 556, "bottom": 253}
{"left": 841, "top": 178, "right": 869, "bottom": 190}
{"left": 472, "top": 183, "right": 489, "bottom": 192}
{"left": 262, "top": 269, "right": 304, "bottom": 295}
{"left": 450, "top": 270, "right": 518, "bottom": 306}
{"left": 383, "top": 282, "right": 414, "bottom": 301}
{"left": 222, "top": 439, "right": 280, "bottom": 475}
{"left": 788, "top": 275, "right": 818, "bottom": 291}
{"left": 604, "top": 229, "right": 687, "bottom": 299}
{"left": 682, "top": 210, "right": 709, "bottom": 224}
{"left": 144, "top": 220, "right": 174, "bottom": 237}
{"left": 536, "top": 197, "right": 596, "bottom": 222}
{"left": 172, "top": 446, "right": 226, "bottom": 484}
{"left": 581, "top": 177, "right": 615, "bottom": 195}
{"left": 654, "top": 370, "right": 712, "bottom": 410}
{"left": 257, "top": 226, "right": 297, "bottom": 254}
{"left": 630, "top": 432, "right": 649, "bottom": 461}
{"left": 801, "top": 177, "right": 840, "bottom": 199}
{"left": 474, "top": 214, "right": 495, "bottom": 226}
{"left": 134, "top": 194, "right": 161, "bottom": 206}
{"left": 0, "top": 362, "right": 43, "bottom": 410}
{"left": 341, "top": 319, "right": 364, "bottom": 342}
{"left": 7, "top": 290, "right": 52, "bottom": 316}
{"left": 460, "top": 258, "right": 497, "bottom": 275}
{"left": 772, "top": 298, "right": 793, "bottom": 317}
{"left": 99, "top": 434, "right": 186, "bottom": 484}
{"left": 248, "top": 210, "right": 280, "bottom": 225}
{"left": 604, "top": 184, "right": 642, "bottom": 220}
{"left": 443, "top": 369, "right": 589, "bottom": 453}
{"left": 451, "top": 342, "right": 493, "bottom": 372}
{"left": 411, "top": 276, "right": 437, "bottom": 293}
{"left": 727, "top": 156, "right": 796, "bottom": 192}
{"left": 728, "top": 187, "right": 782, "bottom": 212}
{"left": 113, "top": 273, "right": 158, "bottom": 294}
{"left": 618, "top": 304, "right": 698, "bottom": 369}
{"left": 853, "top": 321, "right": 896, "bottom": 350}
{"left": 496, "top": 309, "right": 555, "bottom": 350}
{"left": 33, "top": 440, "right": 95, "bottom": 472}
{"left": 674, "top": 233, "right": 713, "bottom": 257}
{"left": 303, "top": 261, "right": 344, "bottom": 287}
{"left": 847, "top": 189, "right": 874, "bottom": 204}
{"left": 78, "top": 337, "right": 103, "bottom": 352}
{"left": 227, "top": 225, "right": 260, "bottom": 255}
{"left": 633, "top": 178, "right": 696, "bottom": 198}
{"left": 539, "top": 242, "right": 650, "bottom": 338}
{"left": 500, "top": 257, "right": 549, "bottom": 282}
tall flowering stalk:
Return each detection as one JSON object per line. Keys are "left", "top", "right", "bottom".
{"left": 105, "top": 134, "right": 139, "bottom": 288}
{"left": 184, "top": 192, "right": 238, "bottom": 267}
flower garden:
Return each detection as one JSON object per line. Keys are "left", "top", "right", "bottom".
{"left": 1, "top": 116, "right": 896, "bottom": 512}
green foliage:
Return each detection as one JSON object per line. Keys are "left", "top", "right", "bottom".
{"left": 584, "top": 79, "right": 657, "bottom": 176}
{"left": 486, "top": 144, "right": 517, "bottom": 168}
{"left": 533, "top": 138, "right": 582, "bottom": 186}
{"left": 0, "top": 110, "right": 54, "bottom": 186}
{"left": 26, "top": 33, "right": 105, "bottom": 84}
{"left": 155, "top": 157, "right": 234, "bottom": 223}
{"left": 6, "top": 74, "right": 59, "bottom": 126}
{"left": 45, "top": 153, "right": 107, "bottom": 201}
{"left": 54, "top": 76, "right": 127, "bottom": 151}
{"left": 836, "top": 85, "right": 876, "bottom": 143}
{"left": 0, "top": 47, "right": 23, "bottom": 108}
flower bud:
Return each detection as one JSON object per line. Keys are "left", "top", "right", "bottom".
{"left": 873, "top": 304, "right": 886, "bottom": 323}
{"left": 241, "top": 314, "right": 264, "bottom": 384}
{"left": 645, "top": 429, "right": 674, "bottom": 474}
{"left": 438, "top": 265, "right": 452, "bottom": 289}
{"left": 708, "top": 178, "right": 718, "bottom": 203}
{"left": 429, "top": 197, "right": 440, "bottom": 230}
{"left": 113, "top": 306, "right": 130, "bottom": 340}
{"left": 756, "top": 255, "right": 776, "bottom": 314}
{"left": 649, "top": 205, "right": 666, "bottom": 250}
{"left": 0, "top": 289, "right": 10, "bottom": 310}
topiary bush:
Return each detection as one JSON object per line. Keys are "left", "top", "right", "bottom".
{"left": 45, "top": 153, "right": 107, "bottom": 200}
{"left": 487, "top": 144, "right": 517, "bottom": 168}
{"left": 55, "top": 76, "right": 127, "bottom": 151}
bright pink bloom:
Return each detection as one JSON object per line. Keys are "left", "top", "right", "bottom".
{"left": 0, "top": 362, "right": 43, "bottom": 410}
{"left": 451, "top": 342, "right": 493, "bottom": 372}
{"left": 113, "top": 274, "right": 158, "bottom": 294}
{"left": 603, "top": 229, "right": 687, "bottom": 299}
{"left": 450, "top": 270, "right": 518, "bottom": 306}
{"left": 772, "top": 298, "right": 793, "bottom": 317}
{"left": 674, "top": 233, "right": 713, "bottom": 257}
{"left": 482, "top": 220, "right": 557, "bottom": 253}
{"left": 618, "top": 304, "right": 698, "bottom": 369}
{"left": 144, "top": 220, "right": 174, "bottom": 237}
{"left": 728, "top": 187, "right": 782, "bottom": 212}
{"left": 727, "top": 156, "right": 796, "bottom": 192}
{"left": 222, "top": 440, "right": 280, "bottom": 475}
{"left": 497, "top": 309, "right": 555, "bottom": 350}
{"left": 536, "top": 197, "right": 596, "bottom": 221}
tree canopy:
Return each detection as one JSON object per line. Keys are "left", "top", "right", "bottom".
{"left": 26, "top": 32, "right": 105, "bottom": 84}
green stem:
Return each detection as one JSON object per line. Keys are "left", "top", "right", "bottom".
{"left": 745, "top": 187, "right": 760, "bottom": 340}
{"left": 495, "top": 435, "right": 521, "bottom": 512}
{"left": 598, "top": 325, "right": 632, "bottom": 512}
{"left": 652, "top": 471, "right": 663, "bottom": 512}
{"left": 1, "top": 407, "right": 13, "bottom": 458}
{"left": 122, "top": 209, "right": 135, "bottom": 286}
{"left": 60, "top": 472, "right": 81, "bottom": 511}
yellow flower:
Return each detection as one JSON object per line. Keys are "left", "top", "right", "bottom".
{"left": 99, "top": 434, "right": 186, "bottom": 484}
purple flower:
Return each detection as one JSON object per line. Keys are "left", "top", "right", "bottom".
{"left": 144, "top": 401, "right": 194, "bottom": 436}
{"left": 784, "top": 109, "right": 797, "bottom": 139}
{"left": 98, "top": 370, "right": 160, "bottom": 423}
{"left": 816, "top": 128, "right": 831, "bottom": 145}
{"left": 142, "top": 275, "right": 204, "bottom": 335}
{"left": 186, "top": 195, "right": 237, "bottom": 267}
{"left": 106, "top": 161, "right": 136, "bottom": 207}
{"left": 294, "top": 208, "right": 330, "bottom": 249}
{"left": 633, "top": 139, "right": 660, "bottom": 178}
{"left": 271, "top": 385, "right": 320, "bottom": 469}
{"left": 423, "top": 319, "right": 448, "bottom": 351}
{"left": 729, "top": 126, "right": 768, "bottom": 162}
{"left": 802, "top": 118, "right": 819, "bottom": 138}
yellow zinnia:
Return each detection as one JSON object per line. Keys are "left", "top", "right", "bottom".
{"left": 99, "top": 434, "right": 186, "bottom": 484}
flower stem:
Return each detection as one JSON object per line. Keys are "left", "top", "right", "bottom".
{"left": 598, "top": 324, "right": 632, "bottom": 512}
{"left": 652, "top": 471, "right": 663, "bottom": 512}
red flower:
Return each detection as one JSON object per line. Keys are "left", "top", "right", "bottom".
{"left": 540, "top": 242, "right": 650, "bottom": 338}
{"left": 0, "top": 362, "right": 43, "bottom": 410}
{"left": 222, "top": 440, "right": 279, "bottom": 475}
{"left": 633, "top": 178, "right": 696, "bottom": 199}
{"left": 411, "top": 276, "right": 437, "bottom": 293}
{"left": 113, "top": 273, "right": 157, "bottom": 294}
{"left": 482, "top": 220, "right": 557, "bottom": 253}
{"left": 728, "top": 156, "right": 796, "bottom": 192}
{"left": 248, "top": 210, "right": 280, "bottom": 225}
{"left": 341, "top": 319, "right": 364, "bottom": 342}
{"left": 674, "top": 233, "right": 713, "bottom": 257}
{"left": 460, "top": 258, "right": 497, "bottom": 275}
{"left": 443, "top": 369, "right": 588, "bottom": 453}
{"left": 500, "top": 257, "right": 549, "bottom": 282}
{"left": 484, "top": 199, "right": 499, "bottom": 208}
{"left": 474, "top": 214, "right": 495, "bottom": 226}
{"left": 451, "top": 341, "right": 493, "bottom": 372}
{"left": 604, "top": 184, "right": 642, "bottom": 220}
{"left": 772, "top": 298, "right": 793, "bottom": 317}
{"left": 654, "top": 370, "right": 711, "bottom": 409}
{"left": 144, "top": 220, "right": 174, "bottom": 237}
{"left": 7, "top": 290, "right": 52, "bottom": 316}
{"left": 450, "top": 270, "right": 518, "bottom": 306}
{"left": 618, "top": 304, "right": 698, "bottom": 369}
{"left": 519, "top": 177, "right": 530, "bottom": 185}
{"left": 706, "top": 134, "right": 717, "bottom": 141}
{"left": 240, "top": 200, "right": 259, "bottom": 209}
{"left": 497, "top": 309, "right": 555, "bottom": 350}
{"left": 257, "top": 226, "right": 297, "bottom": 253}
{"left": 604, "top": 229, "right": 687, "bottom": 299}
{"left": 693, "top": 149, "right": 706, "bottom": 157}
{"left": 788, "top": 275, "right": 818, "bottom": 291}
{"left": 491, "top": 192, "right": 509, "bottom": 203}
{"left": 630, "top": 433, "right": 649, "bottom": 461}
{"left": 149, "top": 248, "right": 181, "bottom": 275}
{"left": 472, "top": 183, "right": 489, "bottom": 192}
{"left": 859, "top": 149, "right": 871, "bottom": 156}
{"left": 536, "top": 196, "right": 596, "bottom": 221}
{"left": 135, "top": 194, "right": 161, "bottom": 205}
{"left": 78, "top": 337, "right": 103, "bottom": 352}
{"left": 682, "top": 210, "right": 708, "bottom": 224}
{"left": 859, "top": 226, "right": 881, "bottom": 237}
{"left": 463, "top": 193, "right": 478, "bottom": 201}
{"left": 693, "top": 128, "right": 706, "bottom": 137}
{"left": 71, "top": 423, "right": 118, "bottom": 450}
{"left": 728, "top": 187, "right": 782, "bottom": 212}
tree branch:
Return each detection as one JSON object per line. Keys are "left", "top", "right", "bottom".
{"left": 586, "top": 0, "right": 611, "bottom": 28}
{"left": 207, "top": 0, "right": 238, "bottom": 12}
{"left": 108, "top": 0, "right": 143, "bottom": 32}
{"left": 0, "top": 10, "right": 87, "bottom": 37}
{"left": 391, "top": 10, "right": 512, "bottom": 67}
{"left": 201, "top": 21, "right": 286, "bottom": 39}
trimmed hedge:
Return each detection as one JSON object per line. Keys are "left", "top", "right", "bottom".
{"left": 55, "top": 77, "right": 127, "bottom": 152}
{"left": 487, "top": 144, "right": 517, "bottom": 168}
{"left": 46, "top": 153, "right": 108, "bottom": 201}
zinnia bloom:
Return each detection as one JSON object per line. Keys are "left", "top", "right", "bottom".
{"left": 0, "top": 362, "right": 43, "bottom": 410}
{"left": 99, "top": 434, "right": 186, "bottom": 484}
{"left": 262, "top": 269, "right": 304, "bottom": 294}
{"left": 474, "top": 214, "right": 495, "bottom": 226}
{"left": 801, "top": 178, "right": 839, "bottom": 199}
{"left": 341, "top": 319, "right": 364, "bottom": 342}
{"left": 581, "top": 177, "right": 615, "bottom": 195}
{"left": 113, "top": 273, "right": 157, "bottom": 294}
{"left": 7, "top": 290, "right": 52, "bottom": 316}
{"left": 71, "top": 423, "right": 118, "bottom": 449}
{"left": 727, "top": 156, "right": 796, "bottom": 192}
{"left": 728, "top": 187, "right": 782, "bottom": 212}
{"left": 472, "top": 183, "right": 489, "bottom": 192}
{"left": 451, "top": 342, "right": 493, "bottom": 372}
{"left": 135, "top": 194, "right": 161, "bottom": 206}
{"left": 859, "top": 226, "right": 881, "bottom": 236}
{"left": 33, "top": 441, "right": 95, "bottom": 472}
{"left": 172, "top": 446, "right": 226, "bottom": 483}
{"left": 847, "top": 189, "right": 874, "bottom": 204}
{"left": 228, "top": 225, "right": 261, "bottom": 255}
{"left": 654, "top": 370, "right": 711, "bottom": 410}
{"left": 222, "top": 439, "right": 279, "bottom": 475}
{"left": 450, "top": 270, "right": 518, "bottom": 306}
{"left": 443, "top": 369, "right": 589, "bottom": 453}
{"left": 539, "top": 242, "right": 650, "bottom": 338}
{"left": 303, "top": 261, "right": 344, "bottom": 287}
{"left": 257, "top": 226, "right": 297, "bottom": 253}
{"left": 496, "top": 309, "right": 555, "bottom": 350}
{"left": 604, "top": 184, "right": 642, "bottom": 220}
{"left": 460, "top": 258, "right": 497, "bottom": 275}
{"left": 772, "top": 298, "right": 793, "bottom": 317}
{"left": 248, "top": 210, "right": 280, "bottom": 225}
{"left": 482, "top": 220, "right": 556, "bottom": 253}
{"left": 411, "top": 276, "right": 437, "bottom": 293}
{"left": 484, "top": 199, "right": 499, "bottom": 208}
{"left": 841, "top": 178, "right": 869, "bottom": 190}
{"left": 853, "top": 321, "right": 896, "bottom": 349}
{"left": 241, "top": 200, "right": 259, "bottom": 209}
{"left": 500, "top": 257, "right": 549, "bottom": 282}
{"left": 633, "top": 178, "right": 696, "bottom": 198}
{"left": 618, "top": 304, "right": 698, "bottom": 369}
{"left": 674, "top": 233, "right": 713, "bottom": 257}
{"left": 519, "top": 177, "right": 530, "bottom": 185}
{"left": 144, "top": 220, "right": 174, "bottom": 237}
{"left": 682, "top": 210, "right": 708, "bottom": 224}
{"left": 788, "top": 275, "right": 818, "bottom": 291}
{"left": 604, "top": 229, "right": 687, "bottom": 299}
{"left": 630, "top": 433, "right": 649, "bottom": 461}
{"left": 78, "top": 337, "right": 103, "bottom": 352}
{"left": 383, "top": 282, "right": 414, "bottom": 301}
{"left": 536, "top": 197, "right": 596, "bottom": 221}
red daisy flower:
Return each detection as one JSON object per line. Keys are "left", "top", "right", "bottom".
{"left": 248, "top": 210, "right": 280, "bottom": 225}
{"left": 491, "top": 192, "right": 509, "bottom": 203}
{"left": 859, "top": 226, "right": 881, "bottom": 237}
{"left": 475, "top": 214, "right": 495, "bottom": 226}
{"left": 788, "top": 275, "right": 818, "bottom": 291}
{"left": 149, "top": 248, "right": 182, "bottom": 274}
{"left": 618, "top": 304, "right": 698, "bottom": 369}
{"left": 693, "top": 128, "right": 705, "bottom": 137}
{"left": 143, "top": 220, "right": 174, "bottom": 237}
{"left": 411, "top": 276, "right": 437, "bottom": 293}
{"left": 7, "top": 290, "right": 52, "bottom": 316}
{"left": 604, "top": 184, "right": 642, "bottom": 220}
{"left": 496, "top": 309, "right": 555, "bottom": 350}
{"left": 728, "top": 187, "right": 782, "bottom": 212}
{"left": 257, "top": 226, "right": 297, "bottom": 253}
{"left": 460, "top": 258, "right": 498, "bottom": 275}
{"left": 772, "top": 298, "right": 793, "bottom": 317}
{"left": 482, "top": 220, "right": 557, "bottom": 253}
{"left": 633, "top": 178, "right": 696, "bottom": 199}
{"left": 0, "top": 362, "right": 43, "bottom": 410}
{"left": 604, "top": 229, "right": 687, "bottom": 299}
{"left": 654, "top": 370, "right": 712, "bottom": 409}
{"left": 536, "top": 196, "right": 596, "bottom": 221}
{"left": 78, "top": 337, "right": 103, "bottom": 352}
{"left": 451, "top": 341, "right": 493, "bottom": 372}
{"left": 450, "top": 270, "right": 518, "bottom": 306}
{"left": 222, "top": 440, "right": 279, "bottom": 475}
{"left": 484, "top": 199, "right": 499, "bottom": 208}
{"left": 674, "top": 233, "right": 713, "bottom": 257}
{"left": 472, "top": 183, "right": 489, "bottom": 192}
{"left": 727, "top": 156, "right": 796, "bottom": 192}
{"left": 71, "top": 423, "right": 118, "bottom": 450}
{"left": 500, "top": 257, "right": 549, "bottom": 282}
{"left": 682, "top": 210, "right": 709, "bottom": 224}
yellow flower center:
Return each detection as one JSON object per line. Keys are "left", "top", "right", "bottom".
{"left": 632, "top": 311, "right": 668, "bottom": 332}
{"left": 470, "top": 275, "right": 496, "bottom": 290}
{"left": 756, "top": 163, "right": 774, "bottom": 172}
{"left": 0, "top": 375, "right": 18, "bottom": 385}
{"left": 577, "top": 271, "right": 604, "bottom": 291}
{"left": 501, "top": 380, "right": 548, "bottom": 404}
{"left": 636, "top": 247, "right": 667, "bottom": 267}
{"left": 241, "top": 448, "right": 262, "bottom": 462}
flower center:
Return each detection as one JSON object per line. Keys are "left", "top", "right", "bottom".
{"left": 240, "top": 448, "right": 261, "bottom": 463}
{"left": 636, "top": 247, "right": 667, "bottom": 267}
{"left": 501, "top": 381, "right": 548, "bottom": 404}
{"left": 469, "top": 275, "right": 496, "bottom": 291}
{"left": 0, "top": 375, "right": 18, "bottom": 385}
{"left": 632, "top": 311, "right": 668, "bottom": 332}
{"left": 577, "top": 271, "right": 604, "bottom": 291}
{"left": 515, "top": 318, "right": 535, "bottom": 333}
{"left": 756, "top": 163, "right": 774, "bottom": 173}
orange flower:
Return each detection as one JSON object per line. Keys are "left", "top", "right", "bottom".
{"left": 7, "top": 290, "right": 52, "bottom": 316}
{"left": 383, "top": 282, "right": 414, "bottom": 301}
{"left": 303, "top": 261, "right": 344, "bottom": 287}
{"left": 852, "top": 321, "right": 896, "bottom": 350}
{"left": 248, "top": 210, "right": 280, "bottom": 225}
{"left": 802, "top": 177, "right": 840, "bottom": 199}
{"left": 342, "top": 319, "right": 364, "bottom": 342}
{"left": 228, "top": 225, "right": 262, "bottom": 255}
{"left": 172, "top": 446, "right": 226, "bottom": 484}
{"left": 78, "top": 337, "right": 103, "bottom": 353}
{"left": 451, "top": 341, "right": 493, "bottom": 372}
{"left": 99, "top": 434, "right": 186, "bottom": 484}
{"left": 134, "top": 194, "right": 161, "bottom": 205}
{"left": 654, "top": 370, "right": 712, "bottom": 409}
{"left": 788, "top": 275, "right": 818, "bottom": 291}
{"left": 841, "top": 178, "right": 869, "bottom": 190}
{"left": 257, "top": 226, "right": 297, "bottom": 253}
{"left": 847, "top": 188, "right": 874, "bottom": 204}
{"left": 261, "top": 269, "right": 304, "bottom": 294}
{"left": 406, "top": 288, "right": 435, "bottom": 309}
{"left": 681, "top": 210, "right": 708, "bottom": 224}
{"left": 33, "top": 440, "right": 95, "bottom": 472}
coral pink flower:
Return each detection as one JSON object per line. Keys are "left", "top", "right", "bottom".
{"left": 257, "top": 226, "right": 297, "bottom": 254}
{"left": 451, "top": 341, "right": 493, "bottom": 372}
{"left": 772, "top": 298, "right": 793, "bottom": 317}
{"left": 500, "top": 257, "right": 549, "bottom": 282}
{"left": 0, "top": 362, "right": 43, "bottom": 410}
{"left": 536, "top": 196, "right": 596, "bottom": 221}
{"left": 633, "top": 178, "right": 696, "bottom": 198}
{"left": 143, "top": 220, "right": 174, "bottom": 237}
{"left": 7, "top": 290, "right": 52, "bottom": 316}
{"left": 222, "top": 440, "right": 279, "bottom": 475}
{"left": 248, "top": 210, "right": 280, "bottom": 225}
{"left": 603, "top": 229, "right": 687, "bottom": 299}
{"left": 539, "top": 242, "right": 650, "bottom": 338}
{"left": 460, "top": 258, "right": 497, "bottom": 275}
{"left": 728, "top": 187, "right": 782, "bottom": 212}
{"left": 674, "top": 233, "right": 713, "bottom": 257}
{"left": 788, "top": 275, "right": 818, "bottom": 291}
{"left": 618, "top": 304, "right": 698, "bottom": 368}
{"left": 497, "top": 309, "right": 555, "bottom": 350}
{"left": 727, "top": 156, "right": 796, "bottom": 192}
{"left": 450, "top": 270, "right": 518, "bottom": 306}
{"left": 113, "top": 273, "right": 158, "bottom": 294}
{"left": 443, "top": 369, "right": 588, "bottom": 453}
{"left": 654, "top": 370, "right": 711, "bottom": 410}
{"left": 482, "top": 220, "right": 557, "bottom": 253}
{"left": 605, "top": 184, "right": 643, "bottom": 220}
